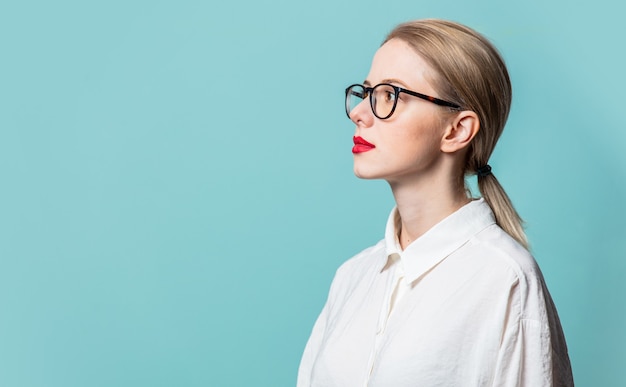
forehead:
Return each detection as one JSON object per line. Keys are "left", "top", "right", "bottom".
{"left": 367, "top": 38, "right": 436, "bottom": 90}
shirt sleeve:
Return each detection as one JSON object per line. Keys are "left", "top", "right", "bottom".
{"left": 491, "top": 279, "right": 574, "bottom": 387}
{"left": 492, "top": 318, "right": 552, "bottom": 386}
{"left": 297, "top": 300, "right": 329, "bottom": 387}
{"left": 297, "top": 257, "right": 357, "bottom": 386}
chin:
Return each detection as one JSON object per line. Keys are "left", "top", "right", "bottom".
{"left": 353, "top": 166, "right": 382, "bottom": 180}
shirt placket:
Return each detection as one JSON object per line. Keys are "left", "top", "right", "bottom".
{"left": 365, "top": 255, "right": 405, "bottom": 386}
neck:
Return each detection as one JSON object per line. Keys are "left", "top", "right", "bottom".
{"left": 390, "top": 173, "right": 469, "bottom": 250}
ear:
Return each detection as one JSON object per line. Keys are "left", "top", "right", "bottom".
{"left": 440, "top": 111, "right": 480, "bottom": 154}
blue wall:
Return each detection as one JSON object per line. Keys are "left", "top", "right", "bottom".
{"left": 1, "top": 1, "right": 624, "bottom": 386}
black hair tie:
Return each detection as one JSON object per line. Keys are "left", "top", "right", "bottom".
{"left": 477, "top": 164, "right": 492, "bottom": 177}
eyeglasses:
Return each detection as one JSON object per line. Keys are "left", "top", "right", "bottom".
{"left": 345, "top": 83, "right": 461, "bottom": 120}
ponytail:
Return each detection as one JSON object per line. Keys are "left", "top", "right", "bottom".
{"left": 477, "top": 172, "right": 528, "bottom": 249}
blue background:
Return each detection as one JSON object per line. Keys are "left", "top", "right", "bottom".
{"left": 1, "top": 1, "right": 624, "bottom": 386}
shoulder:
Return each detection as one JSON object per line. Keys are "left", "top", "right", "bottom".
{"left": 465, "top": 224, "right": 551, "bottom": 319}
{"left": 470, "top": 224, "right": 538, "bottom": 274}
{"left": 335, "top": 239, "right": 386, "bottom": 278}
{"left": 327, "top": 239, "right": 387, "bottom": 295}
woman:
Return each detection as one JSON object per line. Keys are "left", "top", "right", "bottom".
{"left": 298, "top": 19, "right": 573, "bottom": 386}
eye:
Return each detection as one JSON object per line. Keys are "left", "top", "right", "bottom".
{"left": 375, "top": 85, "right": 396, "bottom": 104}
{"left": 383, "top": 89, "right": 396, "bottom": 103}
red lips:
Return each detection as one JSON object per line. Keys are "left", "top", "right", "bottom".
{"left": 352, "top": 136, "right": 376, "bottom": 154}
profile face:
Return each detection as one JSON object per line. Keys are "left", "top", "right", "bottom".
{"left": 349, "top": 38, "right": 452, "bottom": 185}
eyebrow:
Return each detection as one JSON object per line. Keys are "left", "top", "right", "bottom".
{"left": 363, "top": 78, "right": 410, "bottom": 88}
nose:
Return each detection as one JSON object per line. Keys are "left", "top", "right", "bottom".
{"left": 349, "top": 98, "right": 374, "bottom": 128}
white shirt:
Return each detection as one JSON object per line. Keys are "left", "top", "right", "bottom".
{"left": 298, "top": 199, "right": 573, "bottom": 387}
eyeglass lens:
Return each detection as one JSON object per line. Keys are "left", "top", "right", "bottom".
{"left": 346, "top": 84, "right": 398, "bottom": 119}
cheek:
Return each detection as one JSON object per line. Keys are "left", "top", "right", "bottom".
{"left": 392, "top": 117, "right": 443, "bottom": 155}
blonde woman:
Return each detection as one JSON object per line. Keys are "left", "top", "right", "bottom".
{"left": 298, "top": 19, "right": 573, "bottom": 386}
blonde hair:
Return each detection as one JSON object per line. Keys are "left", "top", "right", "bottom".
{"left": 384, "top": 19, "right": 528, "bottom": 249}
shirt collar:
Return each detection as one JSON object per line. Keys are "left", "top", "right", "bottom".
{"left": 380, "top": 198, "right": 496, "bottom": 283}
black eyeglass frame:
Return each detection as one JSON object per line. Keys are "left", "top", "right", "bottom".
{"left": 345, "top": 83, "right": 462, "bottom": 120}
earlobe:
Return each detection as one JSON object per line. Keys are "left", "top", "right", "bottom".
{"left": 440, "top": 111, "right": 480, "bottom": 153}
